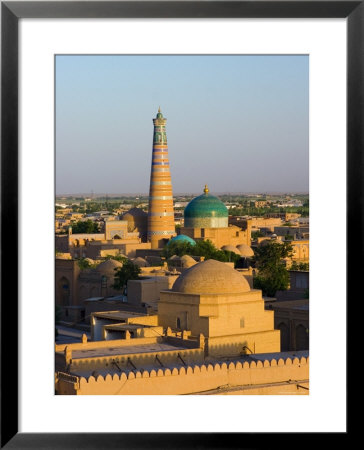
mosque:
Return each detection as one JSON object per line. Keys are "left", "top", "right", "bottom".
{"left": 179, "top": 184, "right": 251, "bottom": 250}
{"left": 55, "top": 109, "right": 309, "bottom": 395}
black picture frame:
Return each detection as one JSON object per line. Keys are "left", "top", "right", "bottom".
{"left": 1, "top": 1, "right": 355, "bottom": 448}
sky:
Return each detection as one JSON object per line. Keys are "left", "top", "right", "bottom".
{"left": 56, "top": 55, "right": 308, "bottom": 195}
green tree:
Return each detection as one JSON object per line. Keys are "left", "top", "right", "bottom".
{"left": 290, "top": 261, "right": 309, "bottom": 271}
{"left": 191, "top": 240, "right": 229, "bottom": 262}
{"left": 71, "top": 220, "right": 99, "bottom": 234}
{"left": 161, "top": 241, "right": 194, "bottom": 259}
{"left": 77, "top": 258, "right": 98, "bottom": 270}
{"left": 104, "top": 254, "right": 127, "bottom": 263}
{"left": 252, "top": 242, "right": 293, "bottom": 297}
{"left": 161, "top": 239, "right": 242, "bottom": 265}
{"left": 112, "top": 259, "right": 141, "bottom": 291}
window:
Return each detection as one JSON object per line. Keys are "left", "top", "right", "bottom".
{"left": 240, "top": 318, "right": 245, "bottom": 328}
{"left": 176, "top": 317, "right": 181, "bottom": 329}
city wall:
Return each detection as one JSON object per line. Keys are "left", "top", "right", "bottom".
{"left": 55, "top": 354, "right": 309, "bottom": 395}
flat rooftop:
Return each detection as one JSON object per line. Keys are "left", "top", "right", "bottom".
{"left": 104, "top": 324, "right": 143, "bottom": 331}
{"left": 70, "top": 341, "right": 191, "bottom": 360}
{"left": 92, "top": 311, "right": 148, "bottom": 320}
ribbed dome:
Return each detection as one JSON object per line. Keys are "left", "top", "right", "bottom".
{"left": 221, "top": 245, "right": 242, "bottom": 255}
{"left": 96, "top": 259, "right": 123, "bottom": 274}
{"left": 172, "top": 259, "right": 250, "bottom": 294}
{"left": 236, "top": 244, "right": 254, "bottom": 257}
{"left": 184, "top": 186, "right": 228, "bottom": 229}
{"left": 167, "top": 234, "right": 196, "bottom": 246}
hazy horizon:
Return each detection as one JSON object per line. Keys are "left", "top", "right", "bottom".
{"left": 56, "top": 55, "right": 309, "bottom": 195}
{"left": 56, "top": 191, "right": 309, "bottom": 198}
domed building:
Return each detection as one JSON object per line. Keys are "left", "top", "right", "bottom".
{"left": 172, "top": 259, "right": 249, "bottom": 294}
{"left": 184, "top": 185, "right": 228, "bottom": 229}
{"left": 221, "top": 245, "right": 242, "bottom": 255}
{"left": 235, "top": 243, "right": 255, "bottom": 269}
{"left": 179, "top": 254, "right": 198, "bottom": 270}
{"left": 96, "top": 259, "right": 123, "bottom": 275}
{"left": 236, "top": 244, "right": 254, "bottom": 258}
{"left": 179, "top": 185, "right": 251, "bottom": 250}
{"left": 167, "top": 234, "right": 196, "bottom": 246}
{"left": 158, "top": 259, "right": 280, "bottom": 357}
{"left": 122, "top": 207, "right": 148, "bottom": 242}
{"left": 167, "top": 254, "right": 197, "bottom": 272}
{"left": 132, "top": 257, "right": 150, "bottom": 268}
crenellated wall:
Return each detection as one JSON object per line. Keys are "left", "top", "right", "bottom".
{"left": 55, "top": 354, "right": 309, "bottom": 395}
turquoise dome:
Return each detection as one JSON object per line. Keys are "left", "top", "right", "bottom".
{"left": 184, "top": 186, "right": 228, "bottom": 229}
{"left": 167, "top": 234, "right": 196, "bottom": 246}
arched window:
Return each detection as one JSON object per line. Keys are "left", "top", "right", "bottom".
{"left": 176, "top": 317, "right": 181, "bottom": 329}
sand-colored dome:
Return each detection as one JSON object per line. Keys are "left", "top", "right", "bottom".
{"left": 236, "top": 244, "right": 254, "bottom": 257}
{"left": 172, "top": 259, "right": 250, "bottom": 294}
{"left": 180, "top": 254, "right": 197, "bottom": 268}
{"left": 122, "top": 208, "right": 148, "bottom": 234}
{"left": 169, "top": 255, "right": 181, "bottom": 261}
{"left": 96, "top": 259, "right": 123, "bottom": 274}
{"left": 221, "top": 245, "right": 242, "bottom": 255}
{"left": 132, "top": 257, "right": 150, "bottom": 267}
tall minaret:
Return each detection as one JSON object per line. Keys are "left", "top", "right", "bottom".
{"left": 147, "top": 108, "right": 175, "bottom": 249}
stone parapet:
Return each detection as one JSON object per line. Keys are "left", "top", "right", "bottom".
{"left": 55, "top": 353, "right": 309, "bottom": 395}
